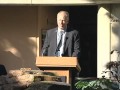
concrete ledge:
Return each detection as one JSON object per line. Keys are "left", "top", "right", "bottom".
{"left": 0, "top": 0, "right": 31, "bottom": 4}
{"left": 0, "top": 0, "right": 120, "bottom": 5}
{"left": 32, "top": 0, "right": 95, "bottom": 5}
{"left": 95, "top": 0, "right": 120, "bottom": 4}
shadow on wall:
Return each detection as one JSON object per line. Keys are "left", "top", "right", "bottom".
{"left": 0, "top": 50, "right": 24, "bottom": 72}
{"left": 111, "top": 22, "right": 120, "bottom": 51}
{"left": 0, "top": 36, "right": 39, "bottom": 72}
{"left": 105, "top": 7, "right": 120, "bottom": 51}
{"left": 0, "top": 6, "right": 39, "bottom": 72}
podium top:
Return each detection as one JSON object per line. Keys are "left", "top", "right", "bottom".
{"left": 36, "top": 56, "right": 81, "bottom": 72}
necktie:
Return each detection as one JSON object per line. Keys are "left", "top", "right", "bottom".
{"left": 55, "top": 31, "right": 64, "bottom": 56}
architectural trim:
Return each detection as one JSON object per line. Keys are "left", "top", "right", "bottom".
{"left": 0, "top": 0, "right": 120, "bottom": 5}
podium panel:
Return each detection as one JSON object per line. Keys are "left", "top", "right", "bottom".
{"left": 36, "top": 56, "right": 81, "bottom": 84}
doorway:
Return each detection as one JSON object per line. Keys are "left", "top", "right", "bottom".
{"left": 68, "top": 6, "right": 97, "bottom": 77}
{"left": 40, "top": 5, "right": 98, "bottom": 77}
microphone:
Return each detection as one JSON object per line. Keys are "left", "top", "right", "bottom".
{"left": 65, "top": 36, "right": 68, "bottom": 40}
{"left": 110, "top": 50, "right": 114, "bottom": 54}
{"left": 42, "top": 45, "right": 49, "bottom": 56}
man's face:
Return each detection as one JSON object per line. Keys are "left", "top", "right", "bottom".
{"left": 57, "top": 12, "right": 69, "bottom": 30}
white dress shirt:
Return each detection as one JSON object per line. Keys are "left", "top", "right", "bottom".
{"left": 57, "top": 28, "right": 66, "bottom": 57}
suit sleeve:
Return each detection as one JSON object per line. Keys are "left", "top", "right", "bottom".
{"left": 72, "top": 31, "right": 80, "bottom": 58}
{"left": 41, "top": 31, "right": 49, "bottom": 56}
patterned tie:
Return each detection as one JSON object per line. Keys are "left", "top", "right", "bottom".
{"left": 55, "top": 31, "right": 64, "bottom": 56}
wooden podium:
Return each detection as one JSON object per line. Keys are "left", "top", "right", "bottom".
{"left": 36, "top": 56, "right": 81, "bottom": 84}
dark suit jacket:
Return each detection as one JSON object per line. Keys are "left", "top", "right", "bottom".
{"left": 41, "top": 27, "right": 80, "bottom": 58}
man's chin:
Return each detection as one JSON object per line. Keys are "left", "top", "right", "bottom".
{"left": 60, "top": 27, "right": 65, "bottom": 30}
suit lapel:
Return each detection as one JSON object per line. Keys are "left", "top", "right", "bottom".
{"left": 52, "top": 28, "right": 57, "bottom": 51}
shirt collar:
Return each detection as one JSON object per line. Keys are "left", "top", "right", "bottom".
{"left": 58, "top": 28, "right": 66, "bottom": 33}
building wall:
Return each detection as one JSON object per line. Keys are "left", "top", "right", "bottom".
{"left": 0, "top": 6, "right": 39, "bottom": 72}
{"left": 97, "top": 4, "right": 120, "bottom": 78}
{"left": 0, "top": 6, "right": 68, "bottom": 72}
{"left": 97, "top": 5, "right": 111, "bottom": 77}
{"left": 0, "top": 5, "right": 119, "bottom": 77}
{"left": 110, "top": 5, "right": 120, "bottom": 61}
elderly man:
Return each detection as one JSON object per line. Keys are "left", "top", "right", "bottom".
{"left": 41, "top": 10, "right": 80, "bottom": 58}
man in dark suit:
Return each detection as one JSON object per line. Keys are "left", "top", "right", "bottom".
{"left": 42, "top": 10, "right": 80, "bottom": 58}
{"left": 41, "top": 10, "right": 80, "bottom": 90}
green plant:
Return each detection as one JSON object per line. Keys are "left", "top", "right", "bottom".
{"left": 75, "top": 50, "right": 120, "bottom": 90}
{"left": 75, "top": 77, "right": 118, "bottom": 90}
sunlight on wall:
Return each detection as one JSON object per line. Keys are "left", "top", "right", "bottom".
{"left": 97, "top": 6, "right": 111, "bottom": 78}
{"left": 0, "top": 37, "right": 37, "bottom": 57}
{"left": 1, "top": 39, "right": 21, "bottom": 57}
{"left": 28, "top": 37, "right": 37, "bottom": 56}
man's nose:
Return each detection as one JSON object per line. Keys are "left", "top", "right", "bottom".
{"left": 60, "top": 21, "right": 63, "bottom": 24}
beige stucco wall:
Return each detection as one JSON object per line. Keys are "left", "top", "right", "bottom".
{"left": 0, "top": 6, "right": 39, "bottom": 72}
{"left": 0, "top": 6, "right": 68, "bottom": 72}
